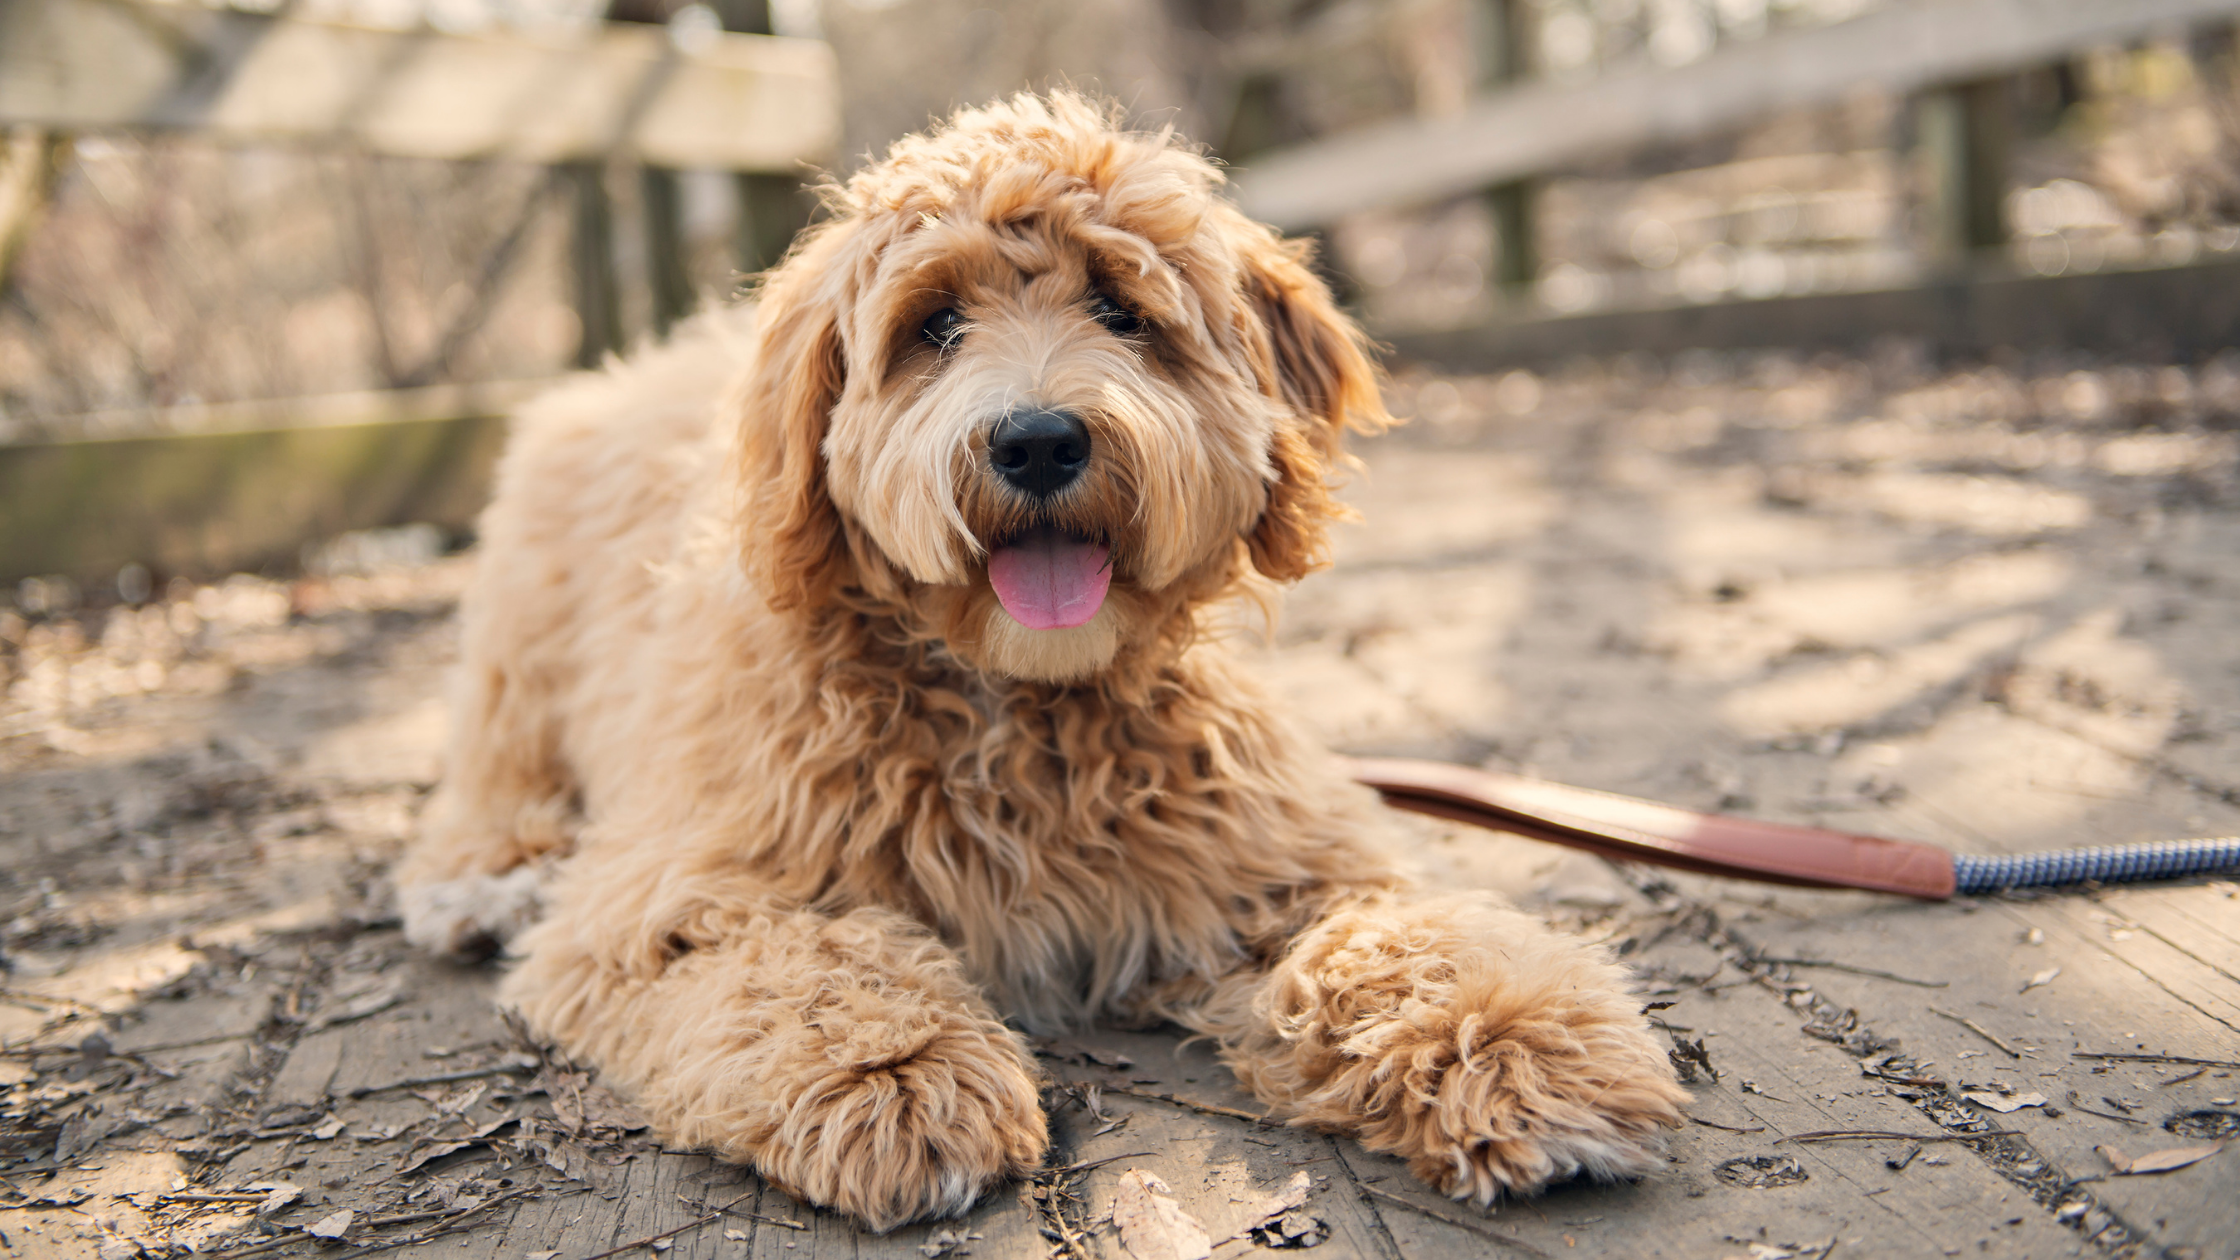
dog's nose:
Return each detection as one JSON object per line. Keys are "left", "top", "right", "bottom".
{"left": 988, "top": 409, "right": 1091, "bottom": 497}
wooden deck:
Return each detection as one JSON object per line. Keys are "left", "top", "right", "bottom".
{"left": 3, "top": 354, "right": 2236, "bottom": 1260}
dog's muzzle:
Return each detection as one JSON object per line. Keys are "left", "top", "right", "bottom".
{"left": 988, "top": 408, "right": 1091, "bottom": 498}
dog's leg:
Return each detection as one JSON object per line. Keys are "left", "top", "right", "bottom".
{"left": 501, "top": 869, "right": 1048, "bottom": 1231}
{"left": 396, "top": 628, "right": 580, "bottom": 958}
{"left": 1194, "top": 892, "right": 1686, "bottom": 1206}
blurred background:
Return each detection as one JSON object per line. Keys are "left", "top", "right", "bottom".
{"left": 0, "top": 0, "right": 2238, "bottom": 588}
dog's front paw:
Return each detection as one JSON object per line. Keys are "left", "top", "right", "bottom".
{"left": 399, "top": 866, "right": 544, "bottom": 959}
{"left": 664, "top": 987, "right": 1049, "bottom": 1231}
{"left": 1238, "top": 898, "right": 1687, "bottom": 1206}
{"left": 1346, "top": 988, "right": 1685, "bottom": 1204}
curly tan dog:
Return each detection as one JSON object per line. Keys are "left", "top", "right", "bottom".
{"left": 395, "top": 92, "right": 1685, "bottom": 1231}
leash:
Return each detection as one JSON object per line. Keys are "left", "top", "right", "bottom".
{"left": 1345, "top": 756, "right": 2240, "bottom": 899}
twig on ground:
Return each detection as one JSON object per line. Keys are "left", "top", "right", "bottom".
{"left": 1051, "top": 1151, "right": 1155, "bottom": 1175}
{"left": 345, "top": 1063, "right": 533, "bottom": 1097}
{"left": 708, "top": 1207, "right": 810, "bottom": 1231}
{"left": 1099, "top": 1087, "right": 1276, "bottom": 1126}
{"left": 1686, "top": 1116, "right": 1767, "bottom": 1134}
{"left": 2074, "top": 1052, "right": 2240, "bottom": 1070}
{"left": 1357, "top": 1186, "right": 1553, "bottom": 1259}
{"left": 2065, "top": 1091, "right": 2148, "bottom": 1125}
{"left": 1778, "top": 1129, "right": 2018, "bottom": 1145}
{"left": 0, "top": 988, "right": 106, "bottom": 1015}
{"left": 1929, "top": 1007, "right": 2020, "bottom": 1059}
{"left": 1031, "top": 1159, "right": 1100, "bottom": 1260}
{"left": 1758, "top": 958, "right": 1947, "bottom": 988}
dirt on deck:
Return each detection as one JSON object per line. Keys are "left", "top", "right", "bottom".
{"left": 3, "top": 350, "right": 2238, "bottom": 1260}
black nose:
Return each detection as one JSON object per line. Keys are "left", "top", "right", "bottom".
{"left": 988, "top": 408, "right": 1091, "bottom": 498}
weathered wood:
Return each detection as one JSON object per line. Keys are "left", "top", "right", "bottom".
{"left": 1234, "top": 0, "right": 2240, "bottom": 228}
{"left": 567, "top": 163, "right": 624, "bottom": 366}
{"left": 0, "top": 0, "right": 837, "bottom": 170}
{"left": 1917, "top": 78, "right": 2013, "bottom": 259}
{"left": 1473, "top": 0, "right": 1539, "bottom": 297}
{"left": 641, "top": 166, "right": 695, "bottom": 335}
{"left": 1384, "top": 252, "right": 2240, "bottom": 363}
{"left": 0, "top": 124, "right": 65, "bottom": 289}
{"left": 733, "top": 171, "right": 809, "bottom": 278}
{"left": 0, "top": 381, "right": 544, "bottom": 584}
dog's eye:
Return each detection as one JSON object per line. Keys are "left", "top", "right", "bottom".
{"left": 922, "top": 307, "right": 967, "bottom": 349}
{"left": 1089, "top": 294, "right": 1142, "bottom": 336}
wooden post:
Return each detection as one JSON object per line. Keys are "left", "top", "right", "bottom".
{"left": 708, "top": 0, "right": 806, "bottom": 281}
{"left": 1222, "top": 74, "right": 1288, "bottom": 165}
{"left": 567, "top": 161, "right": 622, "bottom": 368}
{"left": 0, "top": 126, "right": 67, "bottom": 292}
{"left": 734, "top": 171, "right": 806, "bottom": 276}
{"left": 1474, "top": 0, "right": 1538, "bottom": 299}
{"left": 1917, "top": 78, "right": 2010, "bottom": 263}
{"left": 640, "top": 165, "right": 693, "bottom": 335}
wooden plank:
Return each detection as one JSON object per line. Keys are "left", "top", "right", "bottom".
{"left": 0, "top": 386, "right": 540, "bottom": 584}
{"left": 1233, "top": 0, "right": 2240, "bottom": 228}
{"left": 0, "top": 0, "right": 837, "bottom": 171}
{"left": 1383, "top": 252, "right": 2240, "bottom": 364}
{"left": 1735, "top": 886, "right": 2240, "bottom": 1258}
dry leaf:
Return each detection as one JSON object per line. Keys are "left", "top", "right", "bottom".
{"left": 251, "top": 1182, "right": 302, "bottom": 1216}
{"left": 397, "top": 1139, "right": 476, "bottom": 1173}
{"left": 309, "top": 1115, "right": 346, "bottom": 1140}
{"left": 1111, "top": 1169, "right": 1212, "bottom": 1260}
{"left": 305, "top": 974, "right": 409, "bottom": 1031}
{"left": 306, "top": 1209, "right": 355, "bottom": 1239}
{"left": 1962, "top": 1090, "right": 2049, "bottom": 1113}
{"left": 2114, "top": 1143, "right": 2222, "bottom": 1174}
{"left": 723, "top": 1231, "right": 747, "bottom": 1242}
{"left": 2021, "top": 967, "right": 2060, "bottom": 994}
{"left": 431, "top": 1081, "right": 489, "bottom": 1116}
{"left": 1246, "top": 1170, "right": 1312, "bottom": 1223}
{"left": 471, "top": 1115, "right": 520, "bottom": 1140}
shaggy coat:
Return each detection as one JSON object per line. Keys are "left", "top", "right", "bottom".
{"left": 396, "top": 93, "right": 1685, "bottom": 1231}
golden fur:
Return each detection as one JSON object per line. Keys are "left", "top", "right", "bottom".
{"left": 395, "top": 93, "right": 1685, "bottom": 1231}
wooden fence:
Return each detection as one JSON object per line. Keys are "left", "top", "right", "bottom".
{"left": 1234, "top": 0, "right": 2240, "bottom": 309}
{"left": 1, "top": 0, "right": 837, "bottom": 354}
{"left": 0, "top": 0, "right": 835, "bottom": 587}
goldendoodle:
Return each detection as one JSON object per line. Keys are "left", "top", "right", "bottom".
{"left": 396, "top": 91, "right": 1684, "bottom": 1231}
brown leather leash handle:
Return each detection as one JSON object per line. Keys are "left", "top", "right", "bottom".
{"left": 1344, "top": 755, "right": 1958, "bottom": 901}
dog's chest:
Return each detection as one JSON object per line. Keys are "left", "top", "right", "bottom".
{"left": 863, "top": 738, "right": 1253, "bottom": 1027}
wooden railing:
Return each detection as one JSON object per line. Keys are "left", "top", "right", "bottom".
{"left": 0, "top": 0, "right": 838, "bottom": 362}
{"left": 0, "top": 0, "right": 837, "bottom": 586}
{"left": 1234, "top": 0, "right": 2240, "bottom": 287}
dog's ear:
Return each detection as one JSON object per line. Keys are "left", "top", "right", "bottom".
{"left": 1238, "top": 231, "right": 1388, "bottom": 582}
{"left": 735, "top": 226, "right": 853, "bottom": 612}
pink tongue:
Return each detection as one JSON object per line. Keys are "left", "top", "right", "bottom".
{"left": 987, "top": 532, "right": 1111, "bottom": 630}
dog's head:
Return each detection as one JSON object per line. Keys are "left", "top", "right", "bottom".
{"left": 734, "top": 92, "right": 1385, "bottom": 682}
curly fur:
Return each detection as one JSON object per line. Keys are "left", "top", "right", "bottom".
{"left": 395, "top": 92, "right": 1685, "bottom": 1232}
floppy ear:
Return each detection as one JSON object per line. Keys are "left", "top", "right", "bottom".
{"left": 735, "top": 225, "right": 853, "bottom": 612}
{"left": 1238, "top": 231, "right": 1389, "bottom": 582}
